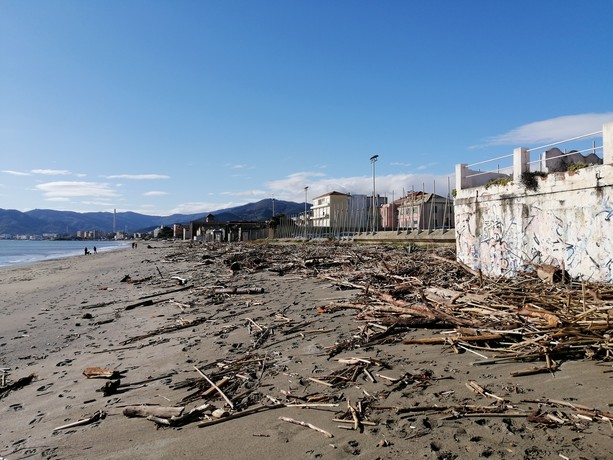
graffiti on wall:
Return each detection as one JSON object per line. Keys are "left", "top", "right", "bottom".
{"left": 479, "top": 215, "right": 520, "bottom": 274}
{"left": 456, "top": 189, "right": 613, "bottom": 282}
{"left": 456, "top": 186, "right": 613, "bottom": 282}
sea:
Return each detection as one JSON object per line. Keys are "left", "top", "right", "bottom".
{"left": 0, "top": 239, "right": 132, "bottom": 268}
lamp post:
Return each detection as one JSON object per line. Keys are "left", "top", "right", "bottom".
{"left": 304, "top": 186, "right": 309, "bottom": 239}
{"left": 370, "top": 155, "right": 378, "bottom": 233}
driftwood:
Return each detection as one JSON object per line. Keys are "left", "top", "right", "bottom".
{"left": 278, "top": 416, "right": 334, "bottom": 438}
{"left": 82, "top": 300, "right": 117, "bottom": 310}
{"left": 375, "top": 293, "right": 478, "bottom": 328}
{"left": 193, "top": 366, "right": 234, "bottom": 409}
{"left": 54, "top": 410, "right": 106, "bottom": 431}
{"left": 104, "top": 242, "right": 613, "bottom": 448}
{"left": 403, "top": 333, "right": 503, "bottom": 345}
{"left": 146, "top": 403, "right": 213, "bottom": 427}
{"left": 213, "top": 287, "right": 265, "bottom": 295}
{"left": 120, "top": 315, "right": 210, "bottom": 345}
{"left": 135, "top": 284, "right": 193, "bottom": 301}
{"left": 198, "top": 404, "right": 285, "bottom": 428}
{"left": 123, "top": 405, "right": 185, "bottom": 418}
{"left": 83, "top": 367, "right": 119, "bottom": 379}
{"left": 201, "top": 377, "right": 230, "bottom": 398}
{"left": 125, "top": 299, "right": 156, "bottom": 311}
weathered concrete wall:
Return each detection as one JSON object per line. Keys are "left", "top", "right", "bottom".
{"left": 353, "top": 229, "right": 455, "bottom": 246}
{"left": 454, "top": 163, "right": 613, "bottom": 282}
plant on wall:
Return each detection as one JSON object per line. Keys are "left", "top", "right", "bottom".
{"left": 484, "top": 177, "right": 513, "bottom": 189}
{"left": 520, "top": 171, "right": 547, "bottom": 191}
{"left": 568, "top": 163, "right": 588, "bottom": 172}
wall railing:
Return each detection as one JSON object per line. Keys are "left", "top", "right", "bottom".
{"left": 456, "top": 122, "right": 612, "bottom": 191}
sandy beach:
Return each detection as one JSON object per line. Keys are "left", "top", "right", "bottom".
{"left": 1, "top": 241, "right": 612, "bottom": 460}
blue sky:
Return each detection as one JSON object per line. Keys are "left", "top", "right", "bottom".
{"left": 1, "top": 0, "right": 612, "bottom": 216}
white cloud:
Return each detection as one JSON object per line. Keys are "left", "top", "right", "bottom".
{"left": 31, "top": 169, "right": 71, "bottom": 175}
{"left": 170, "top": 201, "right": 240, "bottom": 214}
{"left": 1, "top": 170, "right": 30, "bottom": 176}
{"left": 143, "top": 191, "right": 168, "bottom": 196}
{"left": 36, "top": 181, "right": 120, "bottom": 199}
{"left": 483, "top": 113, "right": 613, "bottom": 146}
{"left": 219, "top": 190, "right": 267, "bottom": 197}
{"left": 266, "top": 172, "right": 326, "bottom": 195}
{"left": 266, "top": 171, "right": 455, "bottom": 203}
{"left": 81, "top": 200, "right": 116, "bottom": 206}
{"left": 102, "top": 174, "right": 170, "bottom": 180}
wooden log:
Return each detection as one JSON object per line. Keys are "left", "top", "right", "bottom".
{"left": 514, "top": 306, "right": 561, "bottom": 327}
{"left": 125, "top": 299, "right": 155, "bottom": 311}
{"left": 83, "top": 367, "right": 119, "bottom": 379}
{"left": 376, "top": 293, "right": 478, "bottom": 327}
{"left": 403, "top": 333, "right": 503, "bottom": 345}
{"left": 510, "top": 366, "right": 556, "bottom": 377}
{"left": 214, "top": 287, "right": 265, "bottom": 295}
{"left": 136, "top": 284, "right": 193, "bottom": 300}
{"left": 120, "top": 315, "right": 210, "bottom": 345}
{"left": 201, "top": 376, "right": 231, "bottom": 398}
{"left": 194, "top": 366, "right": 234, "bottom": 409}
{"left": 123, "top": 405, "right": 185, "bottom": 418}
{"left": 146, "top": 415, "right": 171, "bottom": 426}
{"left": 147, "top": 403, "right": 214, "bottom": 427}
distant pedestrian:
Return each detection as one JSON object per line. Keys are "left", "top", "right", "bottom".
{"left": 93, "top": 246, "right": 97, "bottom": 254}
{"left": 84, "top": 247, "right": 90, "bottom": 255}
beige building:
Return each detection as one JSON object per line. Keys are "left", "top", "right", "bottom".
{"left": 310, "top": 191, "right": 350, "bottom": 228}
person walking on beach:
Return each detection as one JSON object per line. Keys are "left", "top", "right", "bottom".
{"left": 93, "top": 246, "right": 97, "bottom": 254}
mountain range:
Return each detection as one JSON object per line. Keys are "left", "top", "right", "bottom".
{"left": 0, "top": 199, "right": 307, "bottom": 236}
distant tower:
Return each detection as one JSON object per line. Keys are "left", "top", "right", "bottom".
{"left": 113, "top": 209, "right": 116, "bottom": 233}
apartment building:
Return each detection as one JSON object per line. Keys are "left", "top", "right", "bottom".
{"left": 310, "top": 191, "right": 350, "bottom": 228}
{"left": 396, "top": 192, "right": 454, "bottom": 230}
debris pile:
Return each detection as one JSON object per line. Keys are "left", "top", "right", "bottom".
{"left": 3, "top": 240, "right": 612, "bottom": 459}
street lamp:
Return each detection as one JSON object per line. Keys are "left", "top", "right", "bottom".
{"left": 304, "top": 186, "right": 309, "bottom": 238}
{"left": 370, "top": 155, "right": 379, "bottom": 233}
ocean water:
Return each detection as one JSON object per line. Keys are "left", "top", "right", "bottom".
{"left": 0, "top": 240, "right": 131, "bottom": 268}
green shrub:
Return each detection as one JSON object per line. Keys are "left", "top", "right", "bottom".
{"left": 520, "top": 171, "right": 547, "bottom": 191}
{"left": 484, "top": 177, "right": 512, "bottom": 189}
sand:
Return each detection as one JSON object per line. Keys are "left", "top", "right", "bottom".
{"left": 0, "top": 241, "right": 612, "bottom": 460}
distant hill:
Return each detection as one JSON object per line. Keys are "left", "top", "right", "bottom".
{"left": 0, "top": 199, "right": 307, "bottom": 236}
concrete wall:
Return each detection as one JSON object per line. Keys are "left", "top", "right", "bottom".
{"left": 454, "top": 162, "right": 613, "bottom": 282}
{"left": 353, "top": 229, "right": 455, "bottom": 246}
